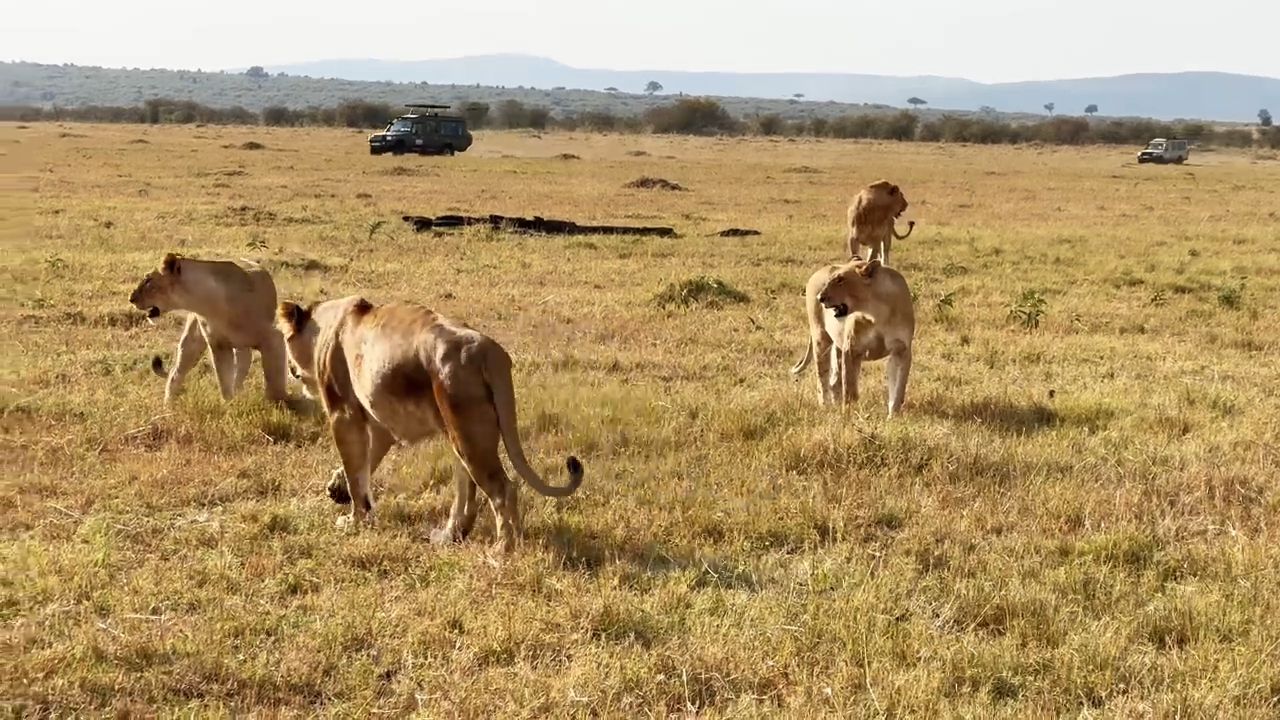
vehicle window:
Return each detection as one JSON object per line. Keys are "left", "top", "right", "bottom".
{"left": 419, "top": 121, "right": 437, "bottom": 135}
{"left": 442, "top": 122, "right": 462, "bottom": 136}
{"left": 389, "top": 119, "right": 414, "bottom": 132}
{"left": 1148, "top": 142, "right": 1165, "bottom": 151}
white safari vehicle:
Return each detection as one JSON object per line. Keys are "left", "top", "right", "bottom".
{"left": 1137, "top": 138, "right": 1190, "bottom": 164}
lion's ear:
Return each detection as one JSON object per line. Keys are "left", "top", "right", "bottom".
{"left": 277, "top": 301, "right": 311, "bottom": 335}
{"left": 888, "top": 184, "right": 899, "bottom": 196}
{"left": 859, "top": 259, "right": 882, "bottom": 278}
{"left": 161, "top": 253, "right": 180, "bottom": 275}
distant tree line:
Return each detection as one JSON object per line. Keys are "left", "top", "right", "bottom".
{"left": 2, "top": 97, "right": 1276, "bottom": 149}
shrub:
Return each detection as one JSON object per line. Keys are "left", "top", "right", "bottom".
{"left": 645, "top": 98, "right": 740, "bottom": 135}
{"left": 653, "top": 277, "right": 750, "bottom": 308}
{"left": 457, "top": 102, "right": 490, "bottom": 129}
{"left": 261, "top": 105, "right": 299, "bottom": 126}
{"left": 753, "top": 113, "right": 788, "bottom": 136}
{"left": 1009, "top": 290, "right": 1048, "bottom": 330}
{"left": 335, "top": 100, "right": 393, "bottom": 128}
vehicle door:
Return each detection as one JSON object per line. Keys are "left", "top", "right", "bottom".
{"left": 418, "top": 120, "right": 439, "bottom": 151}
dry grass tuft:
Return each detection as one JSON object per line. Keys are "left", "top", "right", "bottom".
{"left": 625, "top": 175, "right": 686, "bottom": 191}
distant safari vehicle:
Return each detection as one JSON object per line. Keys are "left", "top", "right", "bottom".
{"left": 1137, "top": 138, "right": 1190, "bottom": 164}
{"left": 368, "top": 104, "right": 473, "bottom": 156}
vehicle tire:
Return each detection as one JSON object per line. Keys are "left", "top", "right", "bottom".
{"left": 444, "top": 145, "right": 455, "bottom": 156}
{"left": 391, "top": 143, "right": 405, "bottom": 156}
{"left": 1174, "top": 157, "right": 1185, "bottom": 164}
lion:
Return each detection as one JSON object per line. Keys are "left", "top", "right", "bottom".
{"left": 129, "top": 253, "right": 289, "bottom": 404}
{"left": 790, "top": 258, "right": 915, "bottom": 415}
{"left": 276, "top": 296, "right": 584, "bottom": 553}
{"left": 846, "top": 180, "right": 915, "bottom": 264}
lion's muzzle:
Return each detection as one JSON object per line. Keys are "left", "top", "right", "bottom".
{"left": 818, "top": 292, "right": 850, "bottom": 318}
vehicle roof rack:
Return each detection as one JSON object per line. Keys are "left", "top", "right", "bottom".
{"left": 405, "top": 103, "right": 450, "bottom": 110}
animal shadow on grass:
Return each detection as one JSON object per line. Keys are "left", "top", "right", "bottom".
{"left": 532, "top": 517, "right": 762, "bottom": 591}
{"left": 920, "top": 394, "right": 1059, "bottom": 435}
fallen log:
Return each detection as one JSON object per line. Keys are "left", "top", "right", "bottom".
{"left": 400, "top": 214, "right": 677, "bottom": 238}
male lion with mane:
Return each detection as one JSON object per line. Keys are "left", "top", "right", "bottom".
{"left": 791, "top": 258, "right": 915, "bottom": 415}
{"left": 277, "top": 296, "right": 584, "bottom": 553}
{"left": 846, "top": 180, "right": 915, "bottom": 264}
{"left": 129, "top": 253, "right": 288, "bottom": 404}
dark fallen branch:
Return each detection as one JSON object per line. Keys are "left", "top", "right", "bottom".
{"left": 708, "top": 228, "right": 761, "bottom": 237}
{"left": 400, "top": 214, "right": 677, "bottom": 238}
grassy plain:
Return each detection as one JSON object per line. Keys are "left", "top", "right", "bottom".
{"left": 3, "top": 123, "right": 1279, "bottom": 716}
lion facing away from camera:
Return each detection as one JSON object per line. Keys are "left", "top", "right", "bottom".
{"left": 791, "top": 258, "right": 916, "bottom": 416}
{"left": 128, "top": 253, "right": 288, "bottom": 404}
{"left": 846, "top": 180, "right": 915, "bottom": 264}
{"left": 276, "top": 296, "right": 584, "bottom": 553}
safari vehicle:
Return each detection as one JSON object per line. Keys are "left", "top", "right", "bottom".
{"left": 1137, "top": 138, "right": 1190, "bottom": 164}
{"left": 368, "top": 104, "right": 473, "bottom": 156}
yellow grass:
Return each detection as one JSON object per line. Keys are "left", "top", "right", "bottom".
{"left": 4, "top": 122, "right": 1279, "bottom": 716}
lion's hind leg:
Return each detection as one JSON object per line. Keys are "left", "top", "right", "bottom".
{"left": 436, "top": 395, "right": 519, "bottom": 553}
{"left": 886, "top": 341, "right": 912, "bottom": 417}
{"left": 431, "top": 459, "right": 480, "bottom": 545}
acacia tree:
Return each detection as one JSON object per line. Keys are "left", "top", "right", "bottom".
{"left": 907, "top": 96, "right": 928, "bottom": 110}
{"left": 1260, "top": 108, "right": 1273, "bottom": 127}
{"left": 644, "top": 80, "right": 663, "bottom": 95}
{"left": 1044, "top": 102, "right": 1056, "bottom": 116}
{"left": 1084, "top": 103, "right": 1098, "bottom": 116}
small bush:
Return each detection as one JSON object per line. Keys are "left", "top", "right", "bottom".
{"left": 645, "top": 98, "right": 740, "bottom": 135}
{"left": 334, "top": 100, "right": 393, "bottom": 129}
{"left": 654, "top": 277, "right": 750, "bottom": 308}
{"left": 1009, "top": 289, "right": 1048, "bottom": 330}
{"left": 625, "top": 177, "right": 685, "bottom": 191}
{"left": 1217, "top": 280, "right": 1246, "bottom": 310}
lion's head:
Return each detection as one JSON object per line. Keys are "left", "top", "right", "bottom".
{"left": 854, "top": 180, "right": 909, "bottom": 225}
{"left": 818, "top": 259, "right": 882, "bottom": 318}
{"left": 128, "top": 253, "right": 185, "bottom": 320}
{"left": 276, "top": 296, "right": 375, "bottom": 399}
{"left": 276, "top": 301, "right": 320, "bottom": 396}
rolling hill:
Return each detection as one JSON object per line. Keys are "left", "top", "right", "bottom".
{"left": 2, "top": 56, "right": 1275, "bottom": 123}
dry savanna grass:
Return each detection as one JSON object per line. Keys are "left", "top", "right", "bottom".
{"left": 3, "top": 123, "right": 1280, "bottom": 716}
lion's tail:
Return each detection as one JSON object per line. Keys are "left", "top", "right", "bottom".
{"left": 483, "top": 343, "right": 583, "bottom": 498}
{"left": 892, "top": 220, "right": 915, "bottom": 240}
{"left": 790, "top": 338, "right": 814, "bottom": 377}
{"left": 151, "top": 356, "right": 167, "bottom": 378}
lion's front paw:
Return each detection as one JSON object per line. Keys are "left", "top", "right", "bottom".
{"left": 430, "top": 525, "right": 459, "bottom": 545}
{"left": 327, "top": 468, "right": 352, "bottom": 505}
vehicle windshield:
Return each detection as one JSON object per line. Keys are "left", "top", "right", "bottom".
{"left": 1146, "top": 141, "right": 1166, "bottom": 150}
{"left": 387, "top": 119, "right": 414, "bottom": 133}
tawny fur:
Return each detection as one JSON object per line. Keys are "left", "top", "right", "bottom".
{"left": 129, "top": 253, "right": 289, "bottom": 404}
{"left": 845, "top": 180, "right": 915, "bottom": 264}
{"left": 790, "top": 259, "right": 916, "bottom": 415}
{"left": 276, "top": 297, "right": 584, "bottom": 553}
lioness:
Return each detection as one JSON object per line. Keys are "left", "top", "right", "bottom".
{"left": 791, "top": 258, "right": 915, "bottom": 415}
{"left": 846, "top": 180, "right": 915, "bottom": 264}
{"left": 129, "top": 253, "right": 289, "bottom": 404}
{"left": 276, "top": 296, "right": 584, "bottom": 552}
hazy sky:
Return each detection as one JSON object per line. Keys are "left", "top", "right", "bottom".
{"left": 4, "top": 0, "right": 1276, "bottom": 82}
